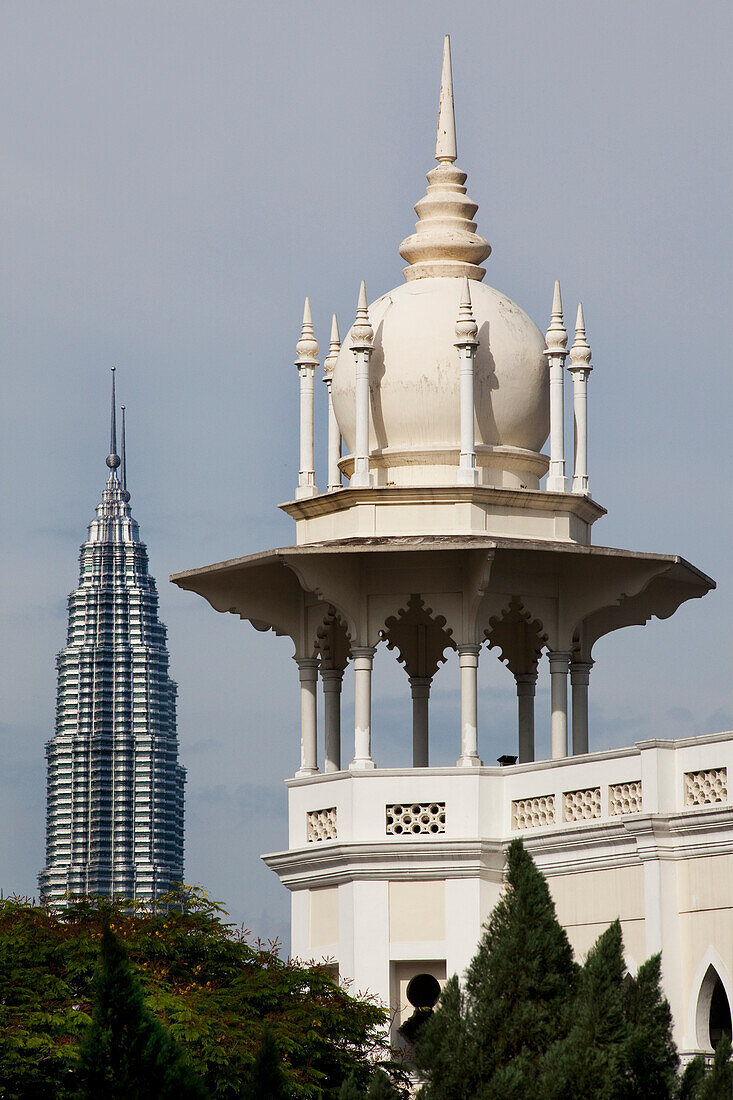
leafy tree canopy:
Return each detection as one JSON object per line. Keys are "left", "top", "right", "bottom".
{"left": 0, "top": 887, "right": 407, "bottom": 1099}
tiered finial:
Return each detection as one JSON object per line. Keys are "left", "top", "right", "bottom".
{"left": 568, "top": 302, "right": 592, "bottom": 371}
{"left": 545, "top": 280, "right": 568, "bottom": 352}
{"left": 454, "top": 277, "right": 478, "bottom": 345}
{"left": 351, "top": 281, "right": 374, "bottom": 349}
{"left": 323, "top": 313, "right": 341, "bottom": 376}
{"left": 106, "top": 367, "right": 121, "bottom": 471}
{"left": 295, "top": 297, "right": 319, "bottom": 367}
{"left": 399, "top": 36, "right": 491, "bottom": 282}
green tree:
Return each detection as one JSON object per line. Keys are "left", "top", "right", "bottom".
{"left": 366, "top": 1068, "right": 401, "bottom": 1098}
{"left": 682, "top": 1034, "right": 733, "bottom": 1099}
{"left": 411, "top": 976, "right": 471, "bottom": 1100}
{"left": 242, "top": 1025, "right": 289, "bottom": 1099}
{"left": 78, "top": 922, "right": 207, "bottom": 1098}
{"left": 0, "top": 890, "right": 408, "bottom": 1099}
{"left": 622, "top": 953, "right": 678, "bottom": 1099}
{"left": 339, "top": 1073, "right": 365, "bottom": 1100}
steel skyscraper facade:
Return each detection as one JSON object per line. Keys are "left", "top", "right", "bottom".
{"left": 40, "top": 373, "right": 185, "bottom": 902}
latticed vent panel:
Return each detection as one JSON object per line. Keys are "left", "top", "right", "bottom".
{"left": 512, "top": 795, "right": 556, "bottom": 830}
{"left": 609, "top": 781, "right": 643, "bottom": 816}
{"left": 684, "top": 768, "right": 727, "bottom": 807}
{"left": 306, "top": 807, "right": 338, "bottom": 842}
{"left": 563, "top": 787, "right": 601, "bottom": 822}
{"left": 386, "top": 803, "right": 445, "bottom": 835}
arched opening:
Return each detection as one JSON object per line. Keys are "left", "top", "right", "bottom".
{"left": 710, "top": 976, "right": 732, "bottom": 1049}
{"left": 696, "top": 964, "right": 733, "bottom": 1050}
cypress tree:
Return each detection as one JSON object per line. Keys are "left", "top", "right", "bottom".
{"left": 243, "top": 1025, "right": 289, "bottom": 1099}
{"left": 696, "top": 1034, "right": 733, "bottom": 1099}
{"left": 464, "top": 838, "right": 578, "bottom": 1091}
{"left": 366, "top": 1067, "right": 400, "bottom": 1098}
{"left": 622, "top": 953, "right": 678, "bottom": 1098}
{"left": 339, "top": 1072, "right": 365, "bottom": 1099}
{"left": 413, "top": 975, "right": 471, "bottom": 1100}
{"left": 538, "top": 920, "right": 627, "bottom": 1100}
{"left": 77, "top": 922, "right": 207, "bottom": 1099}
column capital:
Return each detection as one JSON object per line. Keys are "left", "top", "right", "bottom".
{"left": 320, "top": 667, "right": 344, "bottom": 689}
{"left": 351, "top": 645, "right": 376, "bottom": 663}
{"left": 409, "top": 676, "right": 432, "bottom": 697}
{"left": 570, "top": 659, "right": 594, "bottom": 685}
{"left": 515, "top": 673, "right": 537, "bottom": 696}
{"left": 548, "top": 650, "right": 572, "bottom": 671}
{"left": 457, "top": 643, "right": 481, "bottom": 663}
{"left": 294, "top": 656, "right": 319, "bottom": 680}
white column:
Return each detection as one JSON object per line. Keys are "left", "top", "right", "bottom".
{"left": 545, "top": 280, "right": 569, "bottom": 493}
{"left": 295, "top": 298, "right": 319, "bottom": 500}
{"left": 350, "top": 646, "right": 376, "bottom": 769}
{"left": 455, "top": 278, "right": 479, "bottom": 486}
{"left": 568, "top": 302, "right": 593, "bottom": 494}
{"left": 457, "top": 644, "right": 482, "bottom": 767}
{"left": 409, "top": 676, "right": 431, "bottom": 767}
{"left": 570, "top": 660, "right": 592, "bottom": 755}
{"left": 321, "top": 668, "right": 343, "bottom": 772}
{"left": 516, "top": 673, "right": 537, "bottom": 763}
{"left": 350, "top": 281, "right": 373, "bottom": 489}
{"left": 324, "top": 313, "right": 342, "bottom": 492}
{"left": 295, "top": 658, "right": 319, "bottom": 776}
{"left": 549, "top": 651, "right": 571, "bottom": 759}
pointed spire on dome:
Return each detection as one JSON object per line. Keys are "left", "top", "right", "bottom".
{"left": 568, "top": 302, "right": 592, "bottom": 371}
{"left": 436, "top": 35, "right": 457, "bottom": 163}
{"left": 545, "top": 280, "right": 568, "bottom": 353}
{"left": 295, "top": 297, "right": 319, "bottom": 367}
{"left": 399, "top": 37, "right": 491, "bottom": 282}
{"left": 454, "top": 277, "right": 478, "bottom": 345}
{"left": 351, "top": 281, "right": 374, "bottom": 350}
{"left": 106, "top": 367, "right": 121, "bottom": 472}
{"left": 120, "top": 404, "right": 131, "bottom": 502}
{"left": 323, "top": 313, "right": 341, "bottom": 377}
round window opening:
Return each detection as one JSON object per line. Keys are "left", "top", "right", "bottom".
{"left": 710, "top": 976, "right": 732, "bottom": 1049}
{"left": 406, "top": 973, "right": 441, "bottom": 1011}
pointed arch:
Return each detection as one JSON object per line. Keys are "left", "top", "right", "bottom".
{"left": 690, "top": 948, "right": 733, "bottom": 1051}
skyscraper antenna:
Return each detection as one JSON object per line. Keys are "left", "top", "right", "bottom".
{"left": 106, "top": 367, "right": 121, "bottom": 472}
{"left": 120, "top": 404, "right": 130, "bottom": 501}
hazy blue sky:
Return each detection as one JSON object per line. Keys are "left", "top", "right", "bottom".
{"left": 1, "top": 1, "right": 731, "bottom": 946}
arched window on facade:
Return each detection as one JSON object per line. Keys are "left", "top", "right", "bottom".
{"left": 696, "top": 964, "right": 733, "bottom": 1051}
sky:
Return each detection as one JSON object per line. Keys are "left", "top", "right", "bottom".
{"left": 1, "top": 0, "right": 731, "bottom": 948}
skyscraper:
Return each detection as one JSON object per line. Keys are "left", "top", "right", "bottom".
{"left": 40, "top": 370, "right": 185, "bottom": 903}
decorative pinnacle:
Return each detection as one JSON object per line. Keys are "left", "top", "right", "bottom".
{"left": 545, "top": 280, "right": 568, "bottom": 355}
{"left": 351, "top": 281, "right": 374, "bottom": 351}
{"left": 568, "top": 302, "right": 592, "bottom": 372}
{"left": 454, "top": 277, "right": 478, "bottom": 346}
{"left": 323, "top": 313, "right": 341, "bottom": 378}
{"left": 436, "top": 35, "right": 457, "bottom": 163}
{"left": 120, "top": 404, "right": 130, "bottom": 502}
{"left": 399, "top": 38, "right": 490, "bottom": 281}
{"left": 295, "top": 297, "right": 319, "bottom": 368}
{"left": 106, "top": 367, "right": 121, "bottom": 470}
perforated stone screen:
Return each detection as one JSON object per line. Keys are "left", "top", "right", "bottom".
{"left": 563, "top": 787, "right": 601, "bottom": 822}
{"left": 386, "top": 803, "right": 446, "bottom": 835}
{"left": 512, "top": 794, "right": 556, "bottom": 830}
{"left": 609, "top": 781, "right": 643, "bottom": 816}
{"left": 306, "top": 807, "right": 338, "bottom": 842}
{"left": 684, "top": 768, "right": 727, "bottom": 807}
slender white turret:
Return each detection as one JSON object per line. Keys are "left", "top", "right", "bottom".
{"left": 350, "top": 282, "right": 373, "bottom": 489}
{"left": 568, "top": 302, "right": 593, "bottom": 495}
{"left": 323, "top": 314, "right": 342, "bottom": 492}
{"left": 455, "top": 278, "right": 479, "bottom": 486}
{"left": 295, "top": 298, "right": 319, "bottom": 499}
{"left": 545, "top": 281, "right": 569, "bottom": 493}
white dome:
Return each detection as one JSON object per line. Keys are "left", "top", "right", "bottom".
{"left": 331, "top": 277, "right": 549, "bottom": 489}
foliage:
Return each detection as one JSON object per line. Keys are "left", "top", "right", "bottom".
{"left": 414, "top": 840, "right": 689, "bottom": 1100}
{"left": 681, "top": 1035, "right": 733, "bottom": 1099}
{"left": 0, "top": 887, "right": 408, "bottom": 1099}
{"left": 77, "top": 922, "right": 206, "bottom": 1098}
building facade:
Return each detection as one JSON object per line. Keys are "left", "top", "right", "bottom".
{"left": 40, "top": 374, "right": 185, "bottom": 903}
{"left": 173, "top": 39, "right": 731, "bottom": 1062}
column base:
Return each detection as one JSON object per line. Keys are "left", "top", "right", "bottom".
{"left": 295, "top": 483, "right": 318, "bottom": 500}
{"left": 457, "top": 465, "right": 479, "bottom": 487}
{"left": 456, "top": 754, "right": 483, "bottom": 768}
{"left": 546, "top": 475, "right": 569, "bottom": 493}
{"left": 295, "top": 767, "right": 319, "bottom": 778}
{"left": 349, "top": 758, "right": 376, "bottom": 771}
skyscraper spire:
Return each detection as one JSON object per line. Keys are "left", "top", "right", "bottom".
{"left": 435, "top": 34, "right": 457, "bottom": 163}
{"left": 120, "top": 404, "right": 130, "bottom": 502}
{"left": 106, "top": 367, "right": 120, "bottom": 472}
